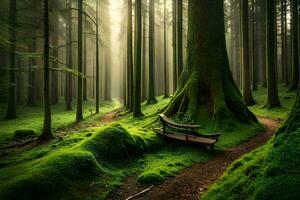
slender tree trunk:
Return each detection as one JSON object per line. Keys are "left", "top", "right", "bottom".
{"left": 76, "top": 0, "right": 84, "bottom": 121}
{"left": 127, "top": 0, "right": 134, "bottom": 111}
{"left": 252, "top": 0, "right": 258, "bottom": 91}
{"left": 147, "top": 0, "right": 158, "bottom": 104}
{"left": 281, "top": 0, "right": 288, "bottom": 84}
{"left": 241, "top": 0, "right": 256, "bottom": 105}
{"left": 265, "top": 0, "right": 281, "bottom": 108}
{"left": 51, "top": 24, "right": 59, "bottom": 105}
{"left": 65, "top": 0, "right": 73, "bottom": 111}
{"left": 133, "top": 0, "right": 143, "bottom": 117}
{"left": 83, "top": 3, "right": 88, "bottom": 101}
{"left": 27, "top": 36, "right": 37, "bottom": 106}
{"left": 164, "top": 0, "right": 169, "bottom": 98}
{"left": 165, "top": 0, "right": 258, "bottom": 130}
{"left": 172, "top": 0, "right": 177, "bottom": 92}
{"left": 177, "top": 0, "right": 183, "bottom": 78}
{"left": 95, "top": 0, "right": 100, "bottom": 113}
{"left": 5, "top": 0, "right": 17, "bottom": 120}
{"left": 39, "top": 0, "right": 53, "bottom": 140}
{"left": 289, "top": 0, "right": 299, "bottom": 91}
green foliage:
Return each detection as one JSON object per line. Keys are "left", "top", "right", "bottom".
{"left": 137, "top": 171, "right": 164, "bottom": 184}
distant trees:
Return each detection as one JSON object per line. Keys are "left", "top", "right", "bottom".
{"left": 95, "top": 0, "right": 100, "bottom": 114}
{"left": 4, "top": 0, "right": 17, "bottom": 120}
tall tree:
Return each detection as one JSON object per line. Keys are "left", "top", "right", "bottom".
{"left": 165, "top": 0, "right": 258, "bottom": 130}
{"left": 76, "top": 0, "right": 84, "bottom": 121}
{"left": 251, "top": 0, "right": 258, "bottom": 91}
{"left": 83, "top": 3, "right": 88, "bottom": 101}
{"left": 133, "top": 0, "right": 143, "bottom": 117}
{"left": 51, "top": 12, "right": 59, "bottom": 105}
{"left": 289, "top": 0, "right": 299, "bottom": 91}
{"left": 265, "top": 0, "right": 281, "bottom": 108}
{"left": 39, "top": 0, "right": 53, "bottom": 140}
{"left": 65, "top": 0, "right": 73, "bottom": 111}
{"left": 147, "top": 0, "right": 157, "bottom": 104}
{"left": 4, "top": 0, "right": 17, "bottom": 120}
{"left": 281, "top": 0, "right": 288, "bottom": 85}
{"left": 163, "top": 0, "right": 169, "bottom": 97}
{"left": 127, "top": 0, "right": 133, "bottom": 111}
{"left": 241, "top": 0, "right": 256, "bottom": 105}
{"left": 95, "top": 0, "right": 100, "bottom": 113}
{"left": 177, "top": 0, "right": 183, "bottom": 78}
{"left": 172, "top": 0, "right": 177, "bottom": 91}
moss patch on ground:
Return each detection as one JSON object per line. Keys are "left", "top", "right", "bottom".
{"left": 0, "top": 99, "right": 121, "bottom": 146}
{"left": 202, "top": 127, "right": 300, "bottom": 200}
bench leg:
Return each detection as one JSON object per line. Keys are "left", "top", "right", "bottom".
{"left": 209, "top": 144, "right": 215, "bottom": 151}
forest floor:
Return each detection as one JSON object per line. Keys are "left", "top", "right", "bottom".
{"left": 106, "top": 117, "right": 280, "bottom": 200}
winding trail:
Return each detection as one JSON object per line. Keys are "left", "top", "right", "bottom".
{"left": 107, "top": 117, "right": 280, "bottom": 200}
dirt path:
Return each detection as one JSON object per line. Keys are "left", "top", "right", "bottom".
{"left": 106, "top": 117, "right": 280, "bottom": 200}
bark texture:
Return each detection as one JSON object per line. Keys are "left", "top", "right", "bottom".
{"left": 165, "top": 0, "right": 258, "bottom": 130}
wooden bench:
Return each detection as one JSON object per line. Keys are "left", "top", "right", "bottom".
{"left": 156, "top": 114, "right": 221, "bottom": 150}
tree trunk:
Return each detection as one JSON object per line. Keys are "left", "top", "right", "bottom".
{"left": 147, "top": 0, "right": 157, "bottom": 104}
{"left": 165, "top": 0, "right": 258, "bottom": 130}
{"left": 65, "top": 0, "right": 73, "bottom": 111}
{"left": 95, "top": 0, "right": 100, "bottom": 113}
{"left": 265, "top": 0, "right": 281, "bottom": 109}
{"left": 281, "top": 0, "right": 288, "bottom": 85}
{"left": 177, "top": 0, "right": 183, "bottom": 78}
{"left": 163, "top": 0, "right": 169, "bottom": 98}
{"left": 5, "top": 0, "right": 17, "bottom": 120}
{"left": 251, "top": 0, "right": 258, "bottom": 91}
{"left": 39, "top": 0, "right": 53, "bottom": 140}
{"left": 241, "top": 0, "right": 256, "bottom": 105}
{"left": 127, "top": 0, "right": 134, "bottom": 111}
{"left": 27, "top": 36, "right": 37, "bottom": 106}
{"left": 51, "top": 25, "right": 59, "bottom": 105}
{"left": 76, "top": 0, "right": 84, "bottom": 122}
{"left": 289, "top": 0, "right": 299, "bottom": 91}
{"left": 172, "top": 0, "right": 177, "bottom": 92}
{"left": 133, "top": 0, "right": 143, "bottom": 117}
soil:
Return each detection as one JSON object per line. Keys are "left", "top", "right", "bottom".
{"left": 106, "top": 117, "right": 280, "bottom": 200}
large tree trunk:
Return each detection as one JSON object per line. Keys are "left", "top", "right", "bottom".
{"left": 241, "top": 0, "right": 256, "bottom": 105}
{"left": 265, "top": 0, "right": 281, "bottom": 109}
{"left": 147, "top": 0, "right": 157, "bottom": 105}
{"left": 4, "top": 0, "right": 17, "bottom": 120}
{"left": 133, "top": 0, "right": 143, "bottom": 117}
{"left": 165, "top": 0, "right": 258, "bottom": 130}
{"left": 65, "top": 0, "right": 73, "bottom": 111}
{"left": 39, "top": 0, "right": 53, "bottom": 140}
{"left": 76, "top": 0, "right": 84, "bottom": 122}
{"left": 289, "top": 0, "right": 299, "bottom": 91}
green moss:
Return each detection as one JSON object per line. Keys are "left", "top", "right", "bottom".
{"left": 13, "top": 129, "right": 37, "bottom": 141}
{"left": 202, "top": 128, "right": 300, "bottom": 200}
{"left": 137, "top": 171, "right": 164, "bottom": 184}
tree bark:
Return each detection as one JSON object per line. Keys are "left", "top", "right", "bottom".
{"left": 163, "top": 0, "right": 169, "bottom": 98}
{"left": 241, "top": 0, "right": 256, "bottom": 105}
{"left": 95, "top": 0, "right": 100, "bottom": 113}
{"left": 147, "top": 0, "right": 157, "bottom": 105}
{"left": 172, "top": 0, "right": 177, "bottom": 92}
{"left": 4, "top": 0, "right": 17, "bottom": 120}
{"left": 39, "top": 0, "right": 53, "bottom": 140}
{"left": 177, "top": 0, "right": 183, "bottom": 79}
{"left": 133, "top": 0, "right": 143, "bottom": 117}
{"left": 165, "top": 0, "right": 258, "bottom": 130}
{"left": 76, "top": 0, "right": 84, "bottom": 122}
{"left": 265, "top": 0, "right": 281, "bottom": 109}
{"left": 289, "top": 0, "right": 299, "bottom": 91}
{"left": 65, "top": 0, "right": 73, "bottom": 111}
{"left": 127, "top": 0, "right": 134, "bottom": 111}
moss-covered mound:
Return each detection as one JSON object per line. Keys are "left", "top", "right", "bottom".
{"left": 0, "top": 124, "right": 155, "bottom": 200}
{"left": 202, "top": 129, "right": 300, "bottom": 200}
{"left": 137, "top": 171, "right": 164, "bottom": 184}
{"left": 0, "top": 150, "right": 103, "bottom": 200}
{"left": 79, "top": 123, "right": 148, "bottom": 162}
{"left": 13, "top": 129, "right": 37, "bottom": 141}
